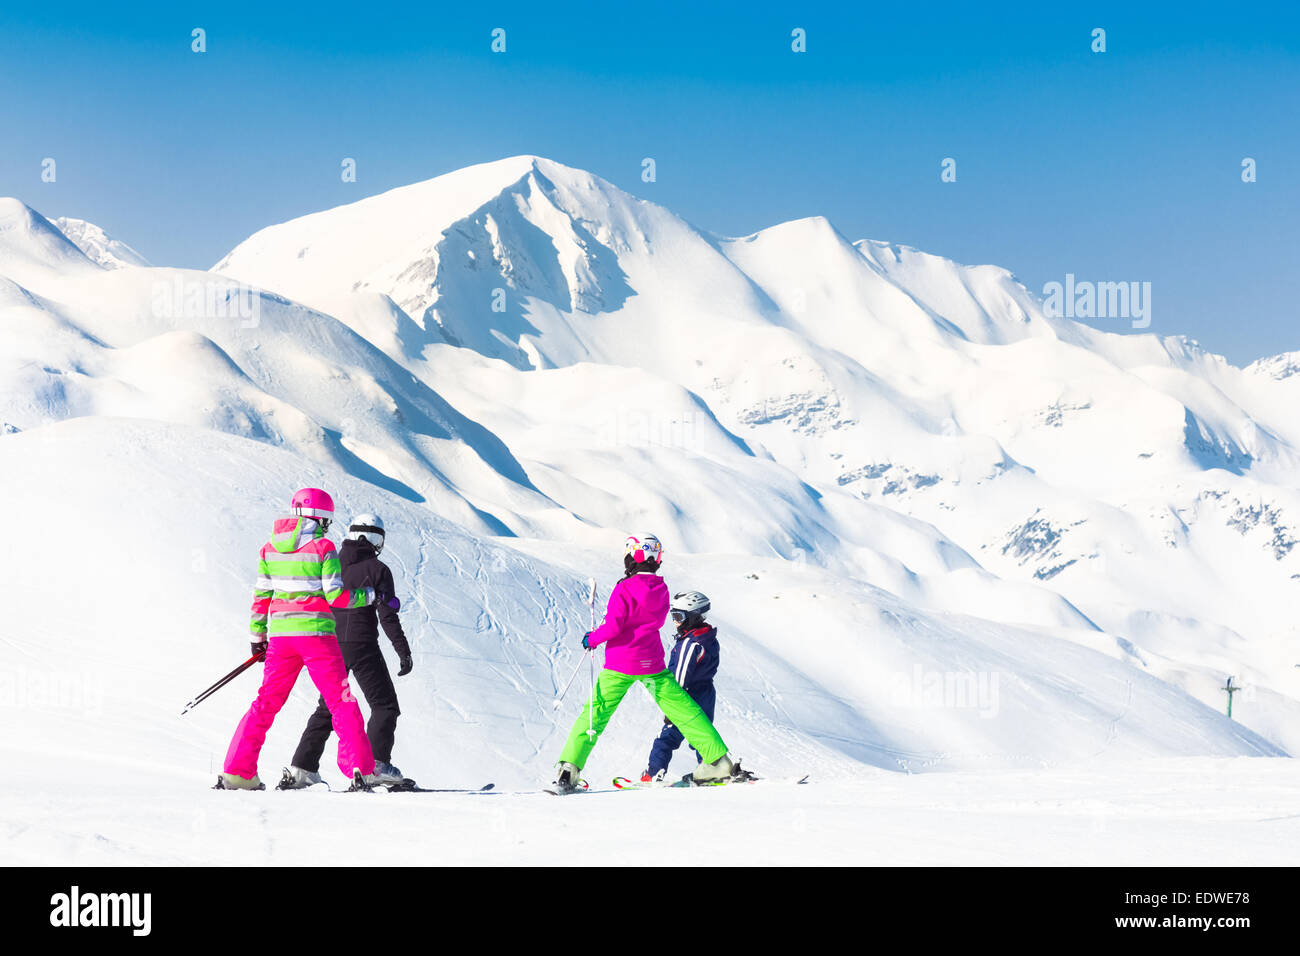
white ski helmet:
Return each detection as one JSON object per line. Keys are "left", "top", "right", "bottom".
{"left": 347, "top": 513, "right": 386, "bottom": 552}
{"left": 624, "top": 533, "right": 663, "bottom": 566}
{"left": 671, "top": 590, "right": 710, "bottom": 627}
{"left": 671, "top": 590, "right": 710, "bottom": 616}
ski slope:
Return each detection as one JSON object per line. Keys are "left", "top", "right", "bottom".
{"left": 6, "top": 756, "right": 1298, "bottom": 866}
{"left": 2, "top": 418, "right": 1275, "bottom": 786}
{"left": 2, "top": 156, "right": 1297, "bottom": 866}
{"left": 0, "top": 419, "right": 1293, "bottom": 865}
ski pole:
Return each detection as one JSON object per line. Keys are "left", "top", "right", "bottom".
{"left": 586, "top": 577, "right": 597, "bottom": 740}
{"left": 587, "top": 645, "right": 597, "bottom": 740}
{"left": 552, "top": 650, "right": 588, "bottom": 709}
{"left": 180, "top": 652, "right": 264, "bottom": 715}
{"left": 551, "top": 578, "right": 599, "bottom": 710}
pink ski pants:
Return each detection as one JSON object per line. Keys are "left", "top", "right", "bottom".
{"left": 223, "top": 634, "right": 375, "bottom": 779}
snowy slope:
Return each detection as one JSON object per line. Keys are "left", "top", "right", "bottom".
{"left": 6, "top": 754, "right": 1299, "bottom": 866}
{"left": 0, "top": 418, "right": 1277, "bottom": 798}
{"left": 4, "top": 159, "right": 1297, "bottom": 765}
{"left": 0, "top": 211, "right": 579, "bottom": 540}
{"left": 1, "top": 160, "right": 1296, "bottom": 865}
{"left": 212, "top": 157, "right": 1300, "bottom": 752}
{"left": 0, "top": 424, "right": 1291, "bottom": 866}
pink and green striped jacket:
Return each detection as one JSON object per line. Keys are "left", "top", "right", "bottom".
{"left": 250, "top": 516, "right": 374, "bottom": 639}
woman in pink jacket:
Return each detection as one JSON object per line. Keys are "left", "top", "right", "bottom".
{"left": 552, "top": 534, "right": 740, "bottom": 792}
{"left": 218, "top": 488, "right": 379, "bottom": 791}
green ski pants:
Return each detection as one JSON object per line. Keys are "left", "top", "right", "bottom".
{"left": 558, "top": 668, "right": 727, "bottom": 770}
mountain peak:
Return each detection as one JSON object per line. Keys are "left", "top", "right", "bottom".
{"left": 51, "top": 217, "right": 150, "bottom": 269}
{"left": 210, "top": 155, "right": 654, "bottom": 365}
{"left": 731, "top": 215, "right": 844, "bottom": 246}
{"left": 0, "top": 197, "right": 102, "bottom": 286}
{"left": 0, "top": 196, "right": 48, "bottom": 231}
{"left": 1246, "top": 350, "right": 1300, "bottom": 383}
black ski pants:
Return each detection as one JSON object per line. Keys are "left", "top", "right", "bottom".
{"left": 292, "top": 640, "right": 400, "bottom": 771}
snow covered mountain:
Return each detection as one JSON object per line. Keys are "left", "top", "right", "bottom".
{"left": 52, "top": 216, "right": 151, "bottom": 269}
{"left": 214, "top": 157, "right": 1300, "bottom": 752}
{"left": 0, "top": 197, "right": 105, "bottom": 283}
{"left": 1, "top": 155, "right": 1296, "bottom": 819}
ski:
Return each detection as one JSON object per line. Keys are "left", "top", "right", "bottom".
{"left": 544, "top": 782, "right": 589, "bottom": 796}
{"left": 273, "top": 768, "right": 496, "bottom": 794}
{"left": 381, "top": 780, "right": 496, "bottom": 794}
{"left": 612, "top": 775, "right": 673, "bottom": 790}
{"left": 543, "top": 780, "right": 621, "bottom": 795}
{"left": 613, "top": 773, "right": 810, "bottom": 789}
{"left": 674, "top": 772, "right": 810, "bottom": 787}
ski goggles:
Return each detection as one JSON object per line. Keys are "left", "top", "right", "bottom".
{"left": 349, "top": 523, "right": 385, "bottom": 551}
{"left": 670, "top": 609, "right": 688, "bottom": 623}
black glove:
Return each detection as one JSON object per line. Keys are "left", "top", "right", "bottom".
{"left": 251, "top": 641, "right": 268, "bottom": 659}
{"left": 663, "top": 716, "right": 673, "bottom": 727}
{"left": 398, "top": 654, "right": 413, "bottom": 676}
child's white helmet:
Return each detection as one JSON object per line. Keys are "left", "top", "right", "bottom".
{"left": 671, "top": 591, "right": 710, "bottom": 615}
{"left": 624, "top": 534, "right": 663, "bottom": 566}
{"left": 347, "top": 513, "right": 386, "bottom": 552}
{"left": 670, "top": 590, "right": 710, "bottom": 627}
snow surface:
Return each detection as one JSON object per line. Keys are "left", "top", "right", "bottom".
{"left": 2, "top": 156, "right": 1298, "bottom": 865}
{"left": 7, "top": 755, "right": 1298, "bottom": 866}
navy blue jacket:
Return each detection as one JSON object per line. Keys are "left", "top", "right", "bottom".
{"left": 669, "top": 626, "right": 719, "bottom": 691}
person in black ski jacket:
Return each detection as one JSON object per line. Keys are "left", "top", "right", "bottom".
{"left": 280, "top": 513, "right": 413, "bottom": 788}
{"left": 642, "top": 590, "right": 720, "bottom": 782}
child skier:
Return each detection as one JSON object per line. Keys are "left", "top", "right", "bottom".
{"left": 552, "top": 535, "right": 745, "bottom": 792}
{"left": 218, "top": 488, "right": 378, "bottom": 791}
{"left": 281, "top": 513, "right": 412, "bottom": 789}
{"left": 640, "top": 590, "right": 719, "bottom": 783}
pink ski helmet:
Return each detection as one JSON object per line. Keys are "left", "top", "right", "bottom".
{"left": 624, "top": 533, "right": 663, "bottom": 566}
{"left": 290, "top": 487, "right": 335, "bottom": 521}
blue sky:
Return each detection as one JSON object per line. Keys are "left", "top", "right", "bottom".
{"left": 2, "top": 1, "right": 1297, "bottom": 364}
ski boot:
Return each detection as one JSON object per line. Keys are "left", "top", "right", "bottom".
{"left": 640, "top": 768, "right": 667, "bottom": 786}
{"left": 550, "top": 761, "right": 586, "bottom": 794}
{"left": 276, "top": 766, "right": 323, "bottom": 790}
{"left": 691, "top": 753, "right": 734, "bottom": 784}
{"left": 373, "top": 760, "right": 418, "bottom": 791}
{"left": 214, "top": 772, "right": 265, "bottom": 790}
{"left": 346, "top": 769, "right": 380, "bottom": 792}
{"left": 691, "top": 754, "right": 757, "bottom": 786}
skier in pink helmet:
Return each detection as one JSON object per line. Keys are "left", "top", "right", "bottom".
{"left": 550, "top": 534, "right": 748, "bottom": 793}
{"left": 218, "top": 488, "right": 380, "bottom": 790}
